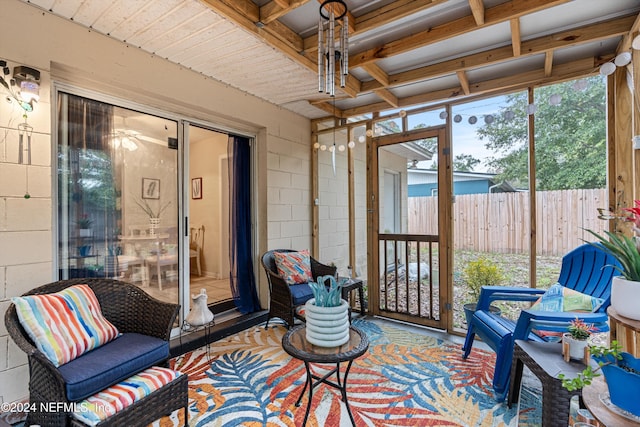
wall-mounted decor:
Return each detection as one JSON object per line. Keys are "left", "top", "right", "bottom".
{"left": 192, "top": 177, "right": 202, "bottom": 199}
{"left": 142, "top": 178, "right": 160, "bottom": 199}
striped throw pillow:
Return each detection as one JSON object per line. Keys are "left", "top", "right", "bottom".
{"left": 274, "top": 250, "right": 313, "bottom": 285}
{"left": 12, "top": 284, "right": 120, "bottom": 367}
{"left": 72, "top": 367, "right": 181, "bottom": 426}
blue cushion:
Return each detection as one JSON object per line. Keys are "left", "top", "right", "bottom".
{"left": 58, "top": 333, "right": 169, "bottom": 401}
{"left": 290, "top": 283, "right": 314, "bottom": 305}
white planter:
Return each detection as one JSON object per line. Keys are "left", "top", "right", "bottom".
{"left": 305, "top": 298, "right": 350, "bottom": 347}
{"left": 562, "top": 333, "right": 589, "bottom": 360}
{"left": 611, "top": 276, "right": 640, "bottom": 321}
{"left": 149, "top": 217, "right": 160, "bottom": 236}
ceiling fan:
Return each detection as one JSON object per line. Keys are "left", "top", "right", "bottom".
{"left": 110, "top": 128, "right": 169, "bottom": 151}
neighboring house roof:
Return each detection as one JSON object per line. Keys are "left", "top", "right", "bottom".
{"left": 408, "top": 168, "right": 517, "bottom": 193}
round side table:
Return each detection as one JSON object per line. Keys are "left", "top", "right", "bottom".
{"left": 581, "top": 376, "right": 639, "bottom": 427}
{"left": 607, "top": 306, "right": 640, "bottom": 356}
{"left": 282, "top": 325, "right": 369, "bottom": 427}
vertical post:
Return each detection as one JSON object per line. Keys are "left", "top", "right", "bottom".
{"left": 528, "top": 87, "right": 537, "bottom": 288}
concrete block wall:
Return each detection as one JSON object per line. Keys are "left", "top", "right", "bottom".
{"left": 266, "top": 133, "right": 312, "bottom": 251}
{"left": 0, "top": 61, "right": 54, "bottom": 403}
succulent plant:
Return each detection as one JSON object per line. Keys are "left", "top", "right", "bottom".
{"left": 309, "top": 275, "right": 348, "bottom": 307}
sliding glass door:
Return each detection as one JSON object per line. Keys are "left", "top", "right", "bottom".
{"left": 57, "top": 92, "right": 180, "bottom": 306}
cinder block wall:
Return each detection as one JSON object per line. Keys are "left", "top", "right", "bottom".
{"left": 0, "top": 61, "right": 53, "bottom": 402}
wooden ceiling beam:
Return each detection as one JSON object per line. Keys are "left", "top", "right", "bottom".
{"left": 341, "top": 56, "right": 600, "bottom": 117}
{"left": 303, "top": 0, "right": 446, "bottom": 53}
{"left": 511, "top": 18, "right": 521, "bottom": 56}
{"left": 544, "top": 51, "right": 554, "bottom": 77}
{"left": 617, "top": 12, "right": 640, "bottom": 52}
{"left": 201, "top": 0, "right": 362, "bottom": 98}
{"left": 260, "top": 0, "right": 311, "bottom": 25}
{"left": 312, "top": 100, "right": 346, "bottom": 118}
{"left": 456, "top": 70, "right": 471, "bottom": 95}
{"left": 469, "top": 0, "right": 485, "bottom": 26}
{"left": 202, "top": 0, "right": 303, "bottom": 52}
{"left": 362, "top": 63, "right": 390, "bottom": 86}
{"left": 349, "top": 0, "right": 571, "bottom": 69}
{"left": 359, "top": 14, "right": 634, "bottom": 93}
{"left": 373, "top": 89, "right": 399, "bottom": 108}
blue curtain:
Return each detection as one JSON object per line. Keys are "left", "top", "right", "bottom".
{"left": 228, "top": 135, "right": 261, "bottom": 313}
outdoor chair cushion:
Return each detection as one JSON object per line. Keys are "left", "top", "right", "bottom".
{"left": 71, "top": 366, "right": 181, "bottom": 426}
{"left": 530, "top": 283, "right": 604, "bottom": 312}
{"left": 58, "top": 332, "right": 169, "bottom": 401}
{"left": 11, "top": 284, "right": 119, "bottom": 367}
{"left": 274, "top": 249, "right": 313, "bottom": 284}
{"left": 289, "top": 283, "right": 315, "bottom": 305}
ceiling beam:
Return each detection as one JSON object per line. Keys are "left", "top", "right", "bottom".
{"left": 373, "top": 88, "right": 399, "bottom": 108}
{"left": 201, "top": 0, "right": 302, "bottom": 52}
{"left": 362, "top": 63, "right": 390, "bottom": 86}
{"left": 341, "top": 56, "right": 600, "bottom": 117}
{"left": 617, "top": 12, "right": 640, "bottom": 52}
{"left": 544, "top": 51, "right": 554, "bottom": 77}
{"left": 303, "top": 0, "right": 447, "bottom": 53}
{"left": 469, "top": 0, "right": 485, "bottom": 26}
{"left": 312, "top": 100, "right": 346, "bottom": 118}
{"left": 359, "top": 15, "right": 634, "bottom": 93}
{"left": 456, "top": 70, "right": 471, "bottom": 95}
{"left": 260, "top": 0, "right": 311, "bottom": 25}
{"left": 349, "top": 0, "right": 571, "bottom": 69}
{"left": 511, "top": 18, "right": 521, "bottom": 56}
{"left": 201, "top": 0, "right": 361, "bottom": 97}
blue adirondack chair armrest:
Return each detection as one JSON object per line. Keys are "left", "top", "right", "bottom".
{"left": 512, "top": 309, "right": 610, "bottom": 341}
{"left": 476, "top": 286, "right": 545, "bottom": 310}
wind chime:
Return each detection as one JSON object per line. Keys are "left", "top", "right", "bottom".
{"left": 18, "top": 116, "right": 33, "bottom": 198}
{"left": 317, "top": 0, "right": 349, "bottom": 97}
{"left": 0, "top": 61, "right": 40, "bottom": 198}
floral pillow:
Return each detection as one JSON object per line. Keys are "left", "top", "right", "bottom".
{"left": 274, "top": 250, "right": 313, "bottom": 285}
{"left": 12, "top": 284, "right": 120, "bottom": 367}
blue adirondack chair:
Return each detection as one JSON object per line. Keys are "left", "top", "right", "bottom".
{"left": 461, "top": 243, "right": 620, "bottom": 401}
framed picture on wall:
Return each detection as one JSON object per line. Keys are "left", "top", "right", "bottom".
{"left": 192, "top": 177, "right": 202, "bottom": 199}
{"left": 142, "top": 178, "right": 160, "bottom": 199}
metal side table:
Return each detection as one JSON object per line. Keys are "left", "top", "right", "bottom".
{"left": 282, "top": 325, "right": 369, "bottom": 427}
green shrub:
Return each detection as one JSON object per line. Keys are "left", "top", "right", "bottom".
{"left": 462, "top": 256, "right": 505, "bottom": 302}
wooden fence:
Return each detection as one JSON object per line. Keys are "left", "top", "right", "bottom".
{"left": 408, "top": 188, "right": 609, "bottom": 256}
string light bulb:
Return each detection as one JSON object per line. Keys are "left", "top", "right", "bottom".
{"left": 614, "top": 52, "right": 632, "bottom": 67}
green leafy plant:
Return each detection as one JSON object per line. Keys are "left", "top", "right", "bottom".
{"left": 309, "top": 275, "right": 347, "bottom": 307}
{"left": 76, "top": 214, "right": 92, "bottom": 228}
{"left": 559, "top": 341, "right": 624, "bottom": 391}
{"left": 135, "top": 197, "right": 171, "bottom": 218}
{"left": 462, "top": 256, "right": 505, "bottom": 302}
{"left": 566, "top": 318, "right": 597, "bottom": 341}
{"left": 586, "top": 200, "right": 640, "bottom": 281}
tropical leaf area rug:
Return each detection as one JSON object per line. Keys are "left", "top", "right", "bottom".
{"left": 153, "top": 318, "right": 543, "bottom": 427}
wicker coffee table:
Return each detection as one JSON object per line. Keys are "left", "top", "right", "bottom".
{"left": 508, "top": 340, "right": 589, "bottom": 427}
{"left": 282, "top": 325, "right": 369, "bottom": 427}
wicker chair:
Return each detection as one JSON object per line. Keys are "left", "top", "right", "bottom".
{"left": 5, "top": 278, "right": 182, "bottom": 427}
{"left": 261, "top": 249, "right": 337, "bottom": 329}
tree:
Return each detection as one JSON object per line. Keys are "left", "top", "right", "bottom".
{"left": 476, "top": 77, "right": 606, "bottom": 190}
{"left": 411, "top": 126, "right": 481, "bottom": 171}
